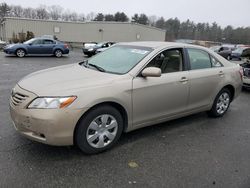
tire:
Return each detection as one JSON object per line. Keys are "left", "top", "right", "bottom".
{"left": 207, "top": 88, "right": 231, "bottom": 117}
{"left": 54, "top": 49, "right": 63, "bottom": 58}
{"left": 16, "top": 49, "right": 26, "bottom": 57}
{"left": 75, "top": 105, "right": 123, "bottom": 154}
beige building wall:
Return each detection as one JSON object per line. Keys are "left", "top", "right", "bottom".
{"left": 1, "top": 17, "right": 165, "bottom": 43}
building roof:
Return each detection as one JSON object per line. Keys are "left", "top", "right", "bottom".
{"left": 3, "top": 17, "right": 165, "bottom": 32}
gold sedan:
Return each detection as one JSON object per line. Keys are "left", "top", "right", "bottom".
{"left": 10, "top": 42, "right": 242, "bottom": 154}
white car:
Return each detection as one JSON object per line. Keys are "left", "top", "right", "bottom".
{"left": 240, "top": 62, "right": 250, "bottom": 89}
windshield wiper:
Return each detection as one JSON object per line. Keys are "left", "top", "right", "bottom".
{"left": 88, "top": 63, "right": 106, "bottom": 72}
{"left": 80, "top": 60, "right": 106, "bottom": 72}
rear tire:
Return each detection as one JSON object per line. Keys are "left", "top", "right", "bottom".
{"left": 54, "top": 49, "right": 63, "bottom": 58}
{"left": 75, "top": 105, "right": 123, "bottom": 154}
{"left": 16, "top": 49, "right": 26, "bottom": 57}
{"left": 207, "top": 88, "right": 231, "bottom": 117}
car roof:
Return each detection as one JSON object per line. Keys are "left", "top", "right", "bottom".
{"left": 118, "top": 41, "right": 207, "bottom": 50}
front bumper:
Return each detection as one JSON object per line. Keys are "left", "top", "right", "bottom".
{"left": 9, "top": 85, "right": 87, "bottom": 146}
{"left": 3, "top": 48, "right": 15, "bottom": 54}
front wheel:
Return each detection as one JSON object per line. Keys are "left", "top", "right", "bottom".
{"left": 16, "top": 49, "right": 26, "bottom": 57}
{"left": 54, "top": 49, "right": 63, "bottom": 58}
{"left": 75, "top": 105, "right": 123, "bottom": 154}
{"left": 208, "top": 88, "right": 231, "bottom": 117}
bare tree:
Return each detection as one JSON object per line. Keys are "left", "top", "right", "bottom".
{"left": 36, "top": 5, "right": 49, "bottom": 20}
{"left": 48, "top": 5, "right": 63, "bottom": 20}
{"left": 10, "top": 5, "right": 24, "bottom": 17}
{"left": 77, "top": 13, "right": 85, "bottom": 22}
{"left": 148, "top": 15, "right": 157, "bottom": 26}
{"left": 86, "top": 12, "right": 96, "bottom": 21}
{"left": 23, "top": 8, "right": 36, "bottom": 19}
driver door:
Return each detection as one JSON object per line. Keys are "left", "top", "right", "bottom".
{"left": 27, "top": 39, "right": 43, "bottom": 54}
{"left": 132, "top": 48, "right": 189, "bottom": 127}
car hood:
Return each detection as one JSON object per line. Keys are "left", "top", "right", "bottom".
{"left": 18, "top": 63, "right": 120, "bottom": 96}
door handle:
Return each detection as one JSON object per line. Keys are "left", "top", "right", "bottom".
{"left": 180, "top": 77, "right": 188, "bottom": 83}
{"left": 219, "top": 71, "right": 224, "bottom": 77}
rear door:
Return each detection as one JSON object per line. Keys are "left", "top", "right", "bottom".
{"left": 41, "top": 39, "right": 56, "bottom": 54}
{"left": 132, "top": 48, "right": 190, "bottom": 126}
{"left": 186, "top": 48, "right": 224, "bottom": 111}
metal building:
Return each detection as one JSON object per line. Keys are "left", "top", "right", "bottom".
{"left": 0, "top": 17, "right": 165, "bottom": 44}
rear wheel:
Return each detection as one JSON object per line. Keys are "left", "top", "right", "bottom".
{"left": 208, "top": 88, "right": 231, "bottom": 117}
{"left": 75, "top": 105, "right": 123, "bottom": 154}
{"left": 54, "top": 49, "right": 63, "bottom": 58}
{"left": 16, "top": 49, "right": 26, "bottom": 57}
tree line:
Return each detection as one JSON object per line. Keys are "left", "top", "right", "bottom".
{"left": 0, "top": 2, "right": 250, "bottom": 44}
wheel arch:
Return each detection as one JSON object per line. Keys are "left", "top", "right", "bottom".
{"left": 222, "top": 84, "right": 235, "bottom": 102}
{"left": 73, "top": 101, "right": 129, "bottom": 144}
{"left": 15, "top": 48, "right": 27, "bottom": 54}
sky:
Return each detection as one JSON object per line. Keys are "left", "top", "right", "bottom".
{"left": 3, "top": 0, "right": 250, "bottom": 28}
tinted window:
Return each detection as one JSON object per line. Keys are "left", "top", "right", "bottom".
{"left": 43, "top": 39, "right": 55, "bottom": 44}
{"left": 146, "top": 49, "right": 183, "bottom": 73}
{"left": 32, "top": 39, "right": 42, "bottom": 45}
{"left": 187, "top": 49, "right": 211, "bottom": 70}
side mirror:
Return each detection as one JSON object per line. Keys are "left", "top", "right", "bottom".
{"left": 141, "top": 67, "right": 161, "bottom": 77}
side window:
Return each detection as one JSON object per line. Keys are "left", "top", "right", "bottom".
{"left": 43, "top": 39, "right": 54, "bottom": 44}
{"left": 210, "top": 56, "right": 222, "bottom": 67}
{"left": 187, "top": 49, "right": 211, "bottom": 70}
{"left": 32, "top": 39, "right": 42, "bottom": 45}
{"left": 146, "top": 49, "right": 183, "bottom": 73}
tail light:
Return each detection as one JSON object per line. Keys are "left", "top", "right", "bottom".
{"left": 64, "top": 44, "right": 69, "bottom": 49}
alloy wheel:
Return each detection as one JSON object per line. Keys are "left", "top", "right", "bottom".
{"left": 16, "top": 49, "right": 25, "bottom": 57}
{"left": 55, "top": 50, "right": 62, "bottom": 57}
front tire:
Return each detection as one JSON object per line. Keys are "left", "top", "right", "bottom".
{"left": 208, "top": 88, "right": 231, "bottom": 117}
{"left": 75, "top": 105, "right": 123, "bottom": 154}
{"left": 16, "top": 49, "right": 26, "bottom": 57}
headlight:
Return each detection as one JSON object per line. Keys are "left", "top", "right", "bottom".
{"left": 28, "top": 96, "right": 77, "bottom": 109}
{"left": 88, "top": 48, "right": 94, "bottom": 51}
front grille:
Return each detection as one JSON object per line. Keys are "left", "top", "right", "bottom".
{"left": 11, "top": 92, "right": 29, "bottom": 106}
{"left": 244, "top": 68, "right": 250, "bottom": 78}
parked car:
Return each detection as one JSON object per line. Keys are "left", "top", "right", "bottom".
{"left": 3, "top": 38, "right": 69, "bottom": 58}
{"left": 230, "top": 47, "right": 250, "bottom": 61}
{"left": 210, "top": 46, "right": 232, "bottom": 59}
{"left": 0, "top": 40, "right": 7, "bottom": 49}
{"left": 10, "top": 42, "right": 242, "bottom": 154}
{"left": 82, "top": 41, "right": 115, "bottom": 57}
{"left": 240, "top": 62, "right": 250, "bottom": 89}
{"left": 240, "top": 49, "right": 250, "bottom": 89}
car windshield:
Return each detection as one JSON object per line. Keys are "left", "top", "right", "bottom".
{"left": 86, "top": 45, "right": 153, "bottom": 74}
{"left": 23, "top": 38, "right": 36, "bottom": 44}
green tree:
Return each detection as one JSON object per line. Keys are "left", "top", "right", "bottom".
{"left": 155, "top": 17, "right": 165, "bottom": 29}
{"left": 94, "top": 13, "right": 104, "bottom": 21}
{"left": 104, "top": 14, "right": 114, "bottom": 21}
{"left": 114, "top": 12, "right": 129, "bottom": 22}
